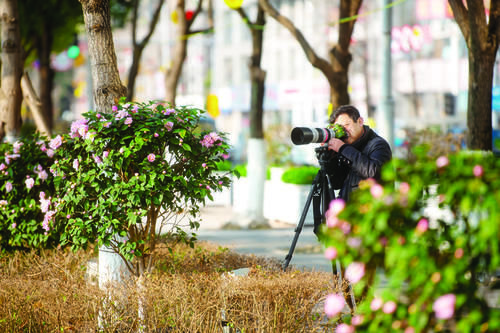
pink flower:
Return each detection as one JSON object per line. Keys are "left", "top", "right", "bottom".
{"left": 454, "top": 248, "right": 464, "bottom": 259}
{"left": 49, "top": 135, "right": 62, "bottom": 150}
{"left": 38, "top": 170, "right": 48, "bottom": 181}
{"left": 11, "top": 223, "right": 16, "bottom": 229}
{"left": 436, "top": 156, "right": 449, "bottom": 168}
{"left": 103, "top": 151, "right": 109, "bottom": 158}
{"left": 324, "top": 293, "right": 345, "bottom": 318}
{"left": 473, "top": 165, "right": 483, "bottom": 177}
{"left": 370, "top": 183, "right": 384, "bottom": 198}
{"left": 124, "top": 117, "right": 133, "bottom": 125}
{"left": 25, "top": 177, "right": 35, "bottom": 189}
{"left": 399, "top": 182, "right": 410, "bottom": 194}
{"left": 112, "top": 105, "right": 118, "bottom": 112}
{"left": 70, "top": 119, "right": 88, "bottom": 138}
{"left": 326, "top": 215, "right": 340, "bottom": 228}
{"left": 404, "top": 327, "right": 415, "bottom": 333}
{"left": 345, "top": 262, "right": 365, "bottom": 284}
{"left": 324, "top": 247, "right": 338, "bottom": 260}
{"left": 73, "top": 159, "right": 79, "bottom": 171}
{"left": 165, "top": 121, "right": 174, "bottom": 131}
{"left": 336, "top": 323, "right": 354, "bottom": 333}
{"left": 147, "top": 154, "right": 156, "bottom": 162}
{"left": 383, "top": 300, "right": 397, "bottom": 314}
{"left": 416, "top": 218, "right": 428, "bottom": 234}
{"left": 433, "top": 294, "right": 456, "bottom": 320}
{"left": 0, "top": 163, "right": 6, "bottom": 171}
{"left": 154, "top": 132, "right": 159, "bottom": 137}
{"left": 351, "top": 315, "right": 363, "bottom": 326}
{"left": 5, "top": 181, "right": 12, "bottom": 192}
{"left": 370, "top": 297, "right": 383, "bottom": 311}
{"left": 328, "top": 199, "right": 346, "bottom": 216}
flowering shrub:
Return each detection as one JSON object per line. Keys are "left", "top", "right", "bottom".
{"left": 0, "top": 134, "right": 62, "bottom": 249}
{"left": 0, "top": 100, "right": 231, "bottom": 277}
{"left": 319, "top": 146, "right": 500, "bottom": 332}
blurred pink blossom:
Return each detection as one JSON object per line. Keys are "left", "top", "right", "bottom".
{"left": 147, "top": 154, "right": 156, "bottom": 162}
{"left": 328, "top": 198, "right": 345, "bottom": 216}
{"left": 370, "top": 183, "right": 384, "bottom": 198}
{"left": 351, "top": 315, "right": 363, "bottom": 326}
{"left": 324, "top": 247, "right": 338, "bottom": 260}
{"left": 455, "top": 248, "right": 464, "bottom": 259}
{"left": 336, "top": 323, "right": 354, "bottom": 333}
{"left": 345, "top": 262, "right": 365, "bottom": 284}
{"left": 5, "top": 181, "right": 12, "bottom": 192}
{"left": 473, "top": 165, "right": 483, "bottom": 177}
{"left": 370, "top": 297, "right": 383, "bottom": 311}
{"left": 416, "top": 218, "right": 428, "bottom": 234}
{"left": 436, "top": 156, "right": 449, "bottom": 168}
{"left": 399, "top": 182, "right": 410, "bottom": 194}
{"left": 324, "top": 293, "right": 345, "bottom": 318}
{"left": 433, "top": 294, "right": 456, "bottom": 320}
{"left": 383, "top": 301, "right": 397, "bottom": 314}
{"left": 404, "top": 327, "right": 415, "bottom": 333}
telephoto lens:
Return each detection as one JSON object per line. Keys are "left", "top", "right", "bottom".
{"left": 291, "top": 124, "right": 347, "bottom": 145}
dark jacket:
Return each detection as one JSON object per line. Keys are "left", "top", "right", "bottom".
{"left": 326, "top": 125, "right": 392, "bottom": 202}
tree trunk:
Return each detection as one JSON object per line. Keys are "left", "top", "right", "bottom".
{"left": 126, "top": 0, "right": 165, "bottom": 102}
{"left": 21, "top": 72, "right": 51, "bottom": 136}
{"left": 165, "top": 0, "right": 189, "bottom": 106}
{"left": 79, "top": 0, "right": 127, "bottom": 114}
{"left": 0, "top": 0, "right": 23, "bottom": 141}
{"left": 36, "top": 25, "right": 54, "bottom": 130}
{"left": 448, "top": 0, "right": 500, "bottom": 150}
{"left": 248, "top": 7, "right": 266, "bottom": 139}
{"left": 467, "top": 49, "right": 494, "bottom": 150}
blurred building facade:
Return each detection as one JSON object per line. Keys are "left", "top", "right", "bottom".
{"left": 70, "top": 0, "right": 498, "bottom": 163}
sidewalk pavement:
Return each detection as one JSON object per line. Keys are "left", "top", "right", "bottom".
{"left": 197, "top": 205, "right": 333, "bottom": 273}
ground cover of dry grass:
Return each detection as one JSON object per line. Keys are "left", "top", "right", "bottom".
{"left": 0, "top": 240, "right": 340, "bottom": 332}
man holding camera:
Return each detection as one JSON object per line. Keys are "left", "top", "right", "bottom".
{"left": 326, "top": 105, "right": 392, "bottom": 202}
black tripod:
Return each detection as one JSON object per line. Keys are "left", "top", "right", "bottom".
{"left": 282, "top": 146, "right": 356, "bottom": 309}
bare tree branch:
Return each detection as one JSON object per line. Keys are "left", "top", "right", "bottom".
{"left": 448, "top": 0, "right": 470, "bottom": 44}
{"left": 258, "top": 0, "right": 334, "bottom": 79}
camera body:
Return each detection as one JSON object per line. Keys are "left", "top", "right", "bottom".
{"left": 290, "top": 124, "right": 348, "bottom": 145}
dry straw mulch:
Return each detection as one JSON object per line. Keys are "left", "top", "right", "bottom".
{"left": 0, "top": 241, "right": 339, "bottom": 332}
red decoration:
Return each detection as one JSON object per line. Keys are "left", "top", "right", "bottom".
{"left": 185, "top": 10, "right": 194, "bottom": 21}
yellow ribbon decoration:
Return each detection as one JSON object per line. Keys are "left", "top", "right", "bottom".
{"left": 224, "top": 0, "right": 244, "bottom": 10}
{"left": 206, "top": 94, "right": 221, "bottom": 118}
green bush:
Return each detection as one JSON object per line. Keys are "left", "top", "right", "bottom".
{"left": 319, "top": 146, "right": 500, "bottom": 332}
{"left": 232, "top": 164, "right": 271, "bottom": 180}
{"left": 281, "top": 165, "right": 319, "bottom": 185}
{"left": 0, "top": 100, "right": 232, "bottom": 277}
{"left": 0, "top": 133, "right": 62, "bottom": 249}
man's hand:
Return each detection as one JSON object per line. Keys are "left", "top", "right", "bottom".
{"left": 328, "top": 138, "right": 345, "bottom": 152}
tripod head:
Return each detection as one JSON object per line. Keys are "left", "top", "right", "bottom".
{"left": 315, "top": 146, "right": 334, "bottom": 168}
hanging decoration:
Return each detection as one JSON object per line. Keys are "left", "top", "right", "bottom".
{"left": 224, "top": 0, "right": 244, "bottom": 9}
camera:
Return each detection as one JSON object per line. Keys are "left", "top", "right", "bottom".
{"left": 290, "top": 125, "right": 347, "bottom": 145}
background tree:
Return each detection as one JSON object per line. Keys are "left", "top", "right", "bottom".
{"left": 125, "top": 0, "right": 166, "bottom": 101}
{"left": 230, "top": 2, "right": 268, "bottom": 227}
{"left": 259, "top": 0, "right": 362, "bottom": 110}
{"left": 19, "top": 0, "right": 83, "bottom": 131}
{"left": 165, "top": 0, "right": 213, "bottom": 106}
{"left": 448, "top": 0, "right": 499, "bottom": 150}
{"left": 0, "top": 0, "right": 23, "bottom": 142}
{"left": 79, "top": 0, "right": 127, "bottom": 114}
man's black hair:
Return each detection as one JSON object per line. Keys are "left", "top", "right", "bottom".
{"left": 329, "top": 105, "right": 361, "bottom": 123}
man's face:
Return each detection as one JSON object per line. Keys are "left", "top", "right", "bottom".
{"left": 334, "top": 114, "right": 364, "bottom": 144}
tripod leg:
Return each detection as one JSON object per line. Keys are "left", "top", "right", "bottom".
{"left": 282, "top": 173, "right": 321, "bottom": 271}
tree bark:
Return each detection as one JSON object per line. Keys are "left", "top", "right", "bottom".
{"left": 165, "top": 0, "right": 213, "bottom": 106}
{"left": 0, "top": 0, "right": 23, "bottom": 141}
{"left": 35, "top": 25, "right": 55, "bottom": 130}
{"left": 448, "top": 0, "right": 500, "bottom": 150}
{"left": 20, "top": 72, "right": 51, "bottom": 137}
{"left": 126, "top": 0, "right": 165, "bottom": 101}
{"left": 259, "top": 0, "right": 362, "bottom": 110}
{"left": 79, "top": 0, "right": 127, "bottom": 114}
